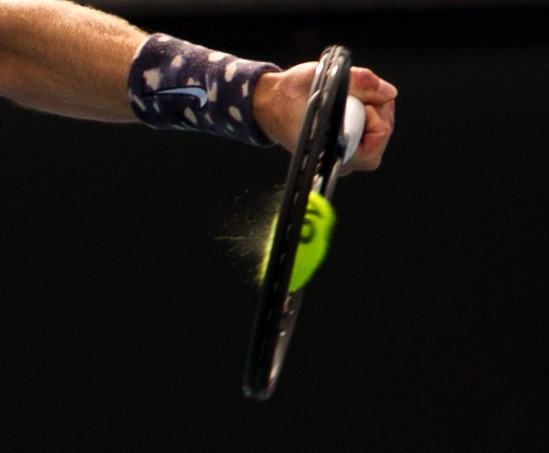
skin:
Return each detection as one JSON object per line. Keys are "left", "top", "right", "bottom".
{"left": 0, "top": 0, "right": 147, "bottom": 121}
{"left": 0, "top": 0, "right": 396, "bottom": 173}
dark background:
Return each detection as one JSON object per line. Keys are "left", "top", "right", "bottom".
{"left": 1, "top": 3, "right": 548, "bottom": 452}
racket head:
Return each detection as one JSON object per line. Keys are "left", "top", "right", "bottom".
{"left": 243, "top": 46, "right": 352, "bottom": 400}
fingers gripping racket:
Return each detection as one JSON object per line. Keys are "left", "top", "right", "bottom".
{"left": 243, "top": 46, "right": 365, "bottom": 400}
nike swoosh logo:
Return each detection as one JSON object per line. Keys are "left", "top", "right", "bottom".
{"left": 146, "top": 86, "right": 208, "bottom": 109}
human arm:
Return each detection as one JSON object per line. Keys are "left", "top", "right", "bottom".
{"left": 0, "top": 0, "right": 396, "bottom": 172}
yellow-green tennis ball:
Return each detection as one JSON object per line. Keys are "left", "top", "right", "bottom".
{"left": 289, "top": 191, "right": 336, "bottom": 292}
{"left": 258, "top": 191, "right": 336, "bottom": 292}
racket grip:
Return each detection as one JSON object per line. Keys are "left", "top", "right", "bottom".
{"left": 342, "top": 95, "right": 365, "bottom": 164}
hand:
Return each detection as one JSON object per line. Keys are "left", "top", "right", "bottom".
{"left": 252, "top": 62, "right": 397, "bottom": 174}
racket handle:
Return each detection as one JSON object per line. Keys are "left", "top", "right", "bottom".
{"left": 342, "top": 95, "right": 365, "bottom": 164}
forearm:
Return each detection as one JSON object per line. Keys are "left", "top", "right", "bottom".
{"left": 0, "top": 0, "right": 147, "bottom": 121}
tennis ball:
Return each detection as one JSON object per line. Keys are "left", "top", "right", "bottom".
{"left": 258, "top": 191, "right": 336, "bottom": 292}
{"left": 289, "top": 191, "right": 336, "bottom": 291}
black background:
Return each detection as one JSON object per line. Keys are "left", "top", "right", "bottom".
{"left": 1, "top": 5, "right": 548, "bottom": 452}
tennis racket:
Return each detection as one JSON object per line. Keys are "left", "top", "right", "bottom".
{"left": 243, "top": 45, "right": 365, "bottom": 400}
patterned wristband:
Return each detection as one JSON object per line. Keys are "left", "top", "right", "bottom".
{"left": 127, "top": 33, "right": 282, "bottom": 146}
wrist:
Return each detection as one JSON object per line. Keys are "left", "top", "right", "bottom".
{"left": 252, "top": 71, "right": 283, "bottom": 146}
{"left": 127, "top": 33, "right": 282, "bottom": 146}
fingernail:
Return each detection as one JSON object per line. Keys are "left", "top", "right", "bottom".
{"left": 379, "top": 79, "right": 398, "bottom": 98}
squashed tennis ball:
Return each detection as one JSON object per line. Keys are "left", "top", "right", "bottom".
{"left": 290, "top": 191, "right": 336, "bottom": 291}
{"left": 258, "top": 191, "right": 336, "bottom": 292}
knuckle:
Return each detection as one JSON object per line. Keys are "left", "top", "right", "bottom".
{"left": 353, "top": 67, "right": 377, "bottom": 90}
